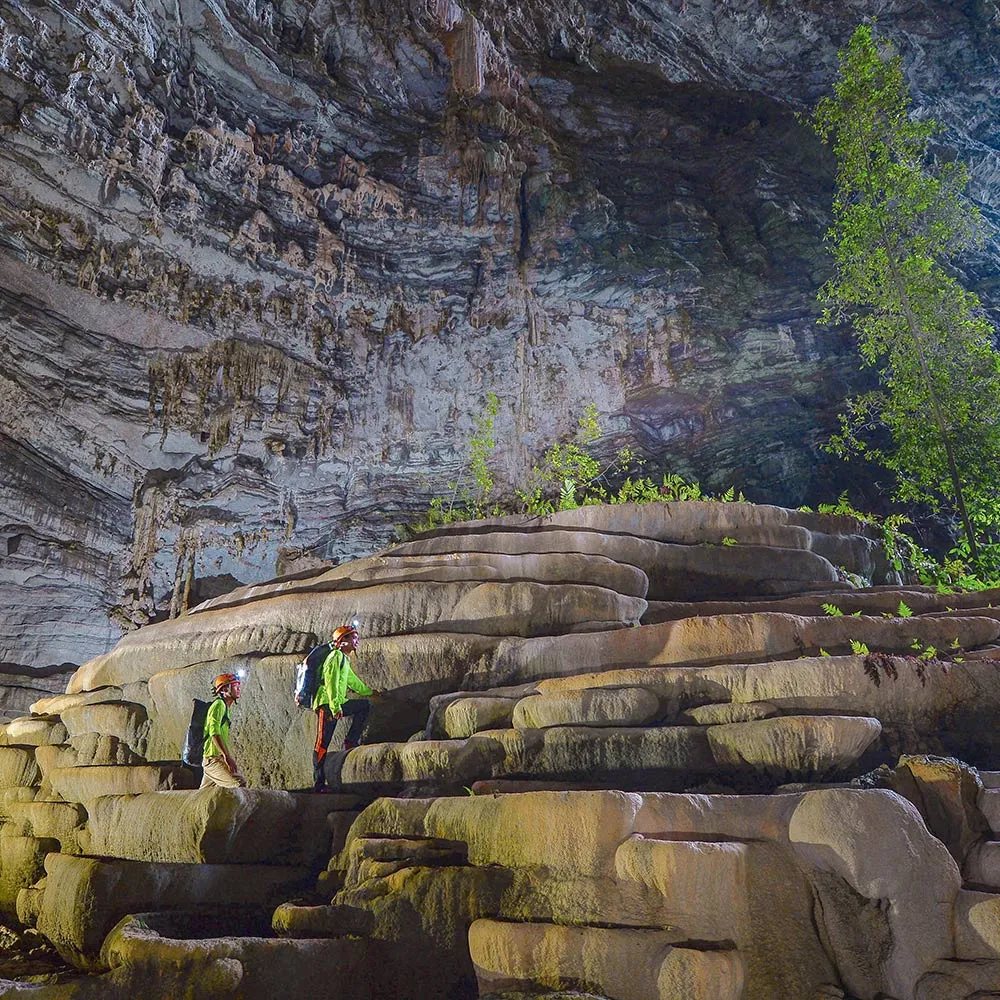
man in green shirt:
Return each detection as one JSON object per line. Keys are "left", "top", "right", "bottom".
{"left": 201, "top": 672, "right": 247, "bottom": 788}
{"left": 312, "top": 624, "right": 379, "bottom": 791}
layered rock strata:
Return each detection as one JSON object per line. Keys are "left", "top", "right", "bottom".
{"left": 3, "top": 0, "right": 1000, "bottom": 669}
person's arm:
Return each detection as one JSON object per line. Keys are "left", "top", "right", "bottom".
{"left": 345, "top": 664, "right": 373, "bottom": 698}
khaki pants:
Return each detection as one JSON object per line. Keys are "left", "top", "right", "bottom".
{"left": 200, "top": 756, "right": 247, "bottom": 788}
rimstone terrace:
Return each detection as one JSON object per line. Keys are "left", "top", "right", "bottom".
{"left": 0, "top": 502, "right": 999, "bottom": 998}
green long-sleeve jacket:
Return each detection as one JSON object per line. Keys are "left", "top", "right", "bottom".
{"left": 311, "top": 647, "right": 372, "bottom": 713}
{"left": 202, "top": 697, "right": 231, "bottom": 760}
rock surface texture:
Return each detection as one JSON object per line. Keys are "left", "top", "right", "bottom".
{"left": 2, "top": 0, "right": 1000, "bottom": 668}
{"left": 0, "top": 502, "right": 997, "bottom": 997}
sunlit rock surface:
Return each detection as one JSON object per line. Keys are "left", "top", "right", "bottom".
{"left": 2, "top": 0, "right": 999, "bottom": 668}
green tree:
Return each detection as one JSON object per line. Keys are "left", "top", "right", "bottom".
{"left": 813, "top": 24, "right": 1000, "bottom": 559}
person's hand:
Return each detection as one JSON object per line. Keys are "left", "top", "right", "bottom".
{"left": 225, "top": 755, "right": 238, "bottom": 775}
{"left": 334, "top": 710, "right": 343, "bottom": 720}
{"left": 372, "top": 690, "right": 384, "bottom": 697}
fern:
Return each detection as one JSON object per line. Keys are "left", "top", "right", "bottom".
{"left": 849, "top": 639, "right": 870, "bottom": 655}
{"left": 822, "top": 603, "right": 844, "bottom": 617}
{"left": 558, "top": 478, "right": 577, "bottom": 511}
{"left": 897, "top": 600, "right": 913, "bottom": 618}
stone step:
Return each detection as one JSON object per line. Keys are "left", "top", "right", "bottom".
{"left": 963, "top": 841, "right": 1000, "bottom": 890}
{"left": 487, "top": 612, "right": 1000, "bottom": 689}
{"left": 191, "top": 549, "right": 652, "bottom": 614}
{"left": 46, "top": 763, "right": 197, "bottom": 802}
{"left": 980, "top": 771, "right": 1000, "bottom": 789}
{"left": 955, "top": 888, "right": 1000, "bottom": 960}
{"left": 468, "top": 918, "right": 745, "bottom": 1000}
{"left": 340, "top": 716, "right": 881, "bottom": 793}
{"left": 982, "top": 788, "right": 1000, "bottom": 833}
{"left": 80, "top": 788, "right": 358, "bottom": 867}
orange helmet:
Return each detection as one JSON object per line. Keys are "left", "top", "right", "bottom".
{"left": 212, "top": 672, "right": 239, "bottom": 694}
{"left": 332, "top": 624, "right": 358, "bottom": 647}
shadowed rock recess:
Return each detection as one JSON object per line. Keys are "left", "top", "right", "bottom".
{"left": 3, "top": 0, "right": 1000, "bottom": 671}
{"left": 0, "top": 502, "right": 998, "bottom": 997}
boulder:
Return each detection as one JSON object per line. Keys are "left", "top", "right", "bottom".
{"left": 706, "top": 716, "right": 882, "bottom": 780}
{"left": 443, "top": 697, "right": 518, "bottom": 738}
{"left": 4, "top": 716, "right": 68, "bottom": 747}
{"left": 46, "top": 765, "right": 197, "bottom": 803}
{"left": 80, "top": 788, "right": 343, "bottom": 866}
{"left": 512, "top": 688, "right": 660, "bottom": 729}
{"left": 468, "top": 919, "right": 745, "bottom": 1000}
{"left": 789, "top": 788, "right": 961, "bottom": 999}
{"left": 680, "top": 701, "right": 778, "bottom": 725}
{"left": 965, "top": 842, "right": 1000, "bottom": 891}
{"left": 955, "top": 889, "right": 1000, "bottom": 960}
{"left": 36, "top": 853, "right": 312, "bottom": 969}
{"left": 862, "top": 755, "right": 990, "bottom": 864}
{"left": 60, "top": 702, "right": 150, "bottom": 756}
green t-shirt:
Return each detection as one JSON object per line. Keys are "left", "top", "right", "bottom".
{"left": 202, "top": 697, "right": 231, "bottom": 760}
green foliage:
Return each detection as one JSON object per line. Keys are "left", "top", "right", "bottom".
{"left": 850, "top": 639, "right": 870, "bottom": 655}
{"left": 897, "top": 600, "right": 912, "bottom": 618}
{"left": 419, "top": 396, "right": 747, "bottom": 526}
{"left": 813, "top": 24, "right": 1000, "bottom": 559}
{"left": 721, "top": 536, "right": 738, "bottom": 547}
{"left": 822, "top": 603, "right": 844, "bottom": 617}
{"left": 411, "top": 393, "right": 502, "bottom": 530}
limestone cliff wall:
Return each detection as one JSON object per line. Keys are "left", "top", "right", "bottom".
{"left": 1, "top": 0, "right": 999, "bottom": 667}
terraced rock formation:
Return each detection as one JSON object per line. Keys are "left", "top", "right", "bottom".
{"left": 4, "top": 0, "right": 1000, "bottom": 671}
{"left": 0, "top": 501, "right": 999, "bottom": 998}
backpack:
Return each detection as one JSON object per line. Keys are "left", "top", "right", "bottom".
{"left": 182, "top": 698, "right": 211, "bottom": 766}
{"left": 295, "top": 643, "right": 333, "bottom": 708}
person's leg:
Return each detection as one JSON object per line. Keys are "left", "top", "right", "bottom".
{"left": 340, "top": 699, "right": 371, "bottom": 748}
{"left": 200, "top": 757, "right": 244, "bottom": 788}
{"left": 313, "top": 707, "right": 335, "bottom": 789}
